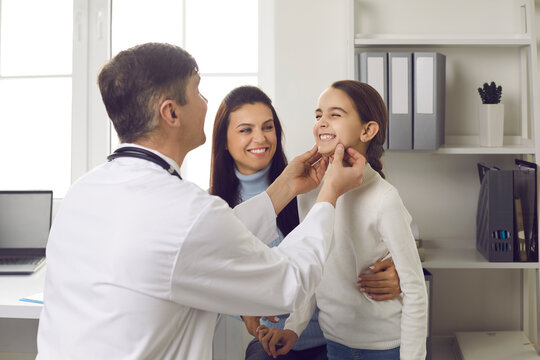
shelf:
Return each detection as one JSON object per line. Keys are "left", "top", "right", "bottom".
{"left": 422, "top": 248, "right": 539, "bottom": 269}
{"left": 455, "top": 331, "right": 540, "bottom": 359}
{"left": 355, "top": 34, "right": 534, "bottom": 47}
{"left": 434, "top": 144, "right": 536, "bottom": 155}
{"left": 389, "top": 136, "right": 536, "bottom": 155}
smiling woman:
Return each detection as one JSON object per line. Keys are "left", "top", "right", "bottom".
{"left": 226, "top": 103, "right": 278, "bottom": 175}
{"left": 210, "top": 86, "right": 297, "bottom": 235}
{"left": 209, "top": 86, "right": 332, "bottom": 360}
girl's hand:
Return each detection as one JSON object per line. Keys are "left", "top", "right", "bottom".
{"left": 257, "top": 328, "right": 298, "bottom": 358}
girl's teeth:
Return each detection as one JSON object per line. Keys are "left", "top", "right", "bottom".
{"left": 320, "top": 134, "right": 335, "bottom": 140}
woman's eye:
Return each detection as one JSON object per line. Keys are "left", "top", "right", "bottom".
{"left": 263, "top": 125, "right": 274, "bottom": 131}
{"left": 239, "top": 128, "right": 251, "bottom": 134}
{"left": 332, "top": 113, "right": 341, "bottom": 117}
{"left": 315, "top": 114, "right": 322, "bottom": 120}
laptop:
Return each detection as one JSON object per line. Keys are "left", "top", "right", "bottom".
{"left": 0, "top": 191, "right": 52, "bottom": 274}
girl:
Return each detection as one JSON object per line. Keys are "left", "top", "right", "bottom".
{"left": 257, "top": 81, "right": 427, "bottom": 360}
{"left": 210, "top": 85, "right": 404, "bottom": 360}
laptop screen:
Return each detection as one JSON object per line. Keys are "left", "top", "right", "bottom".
{"left": 0, "top": 191, "right": 52, "bottom": 253}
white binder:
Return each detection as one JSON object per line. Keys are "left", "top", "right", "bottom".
{"left": 388, "top": 52, "right": 413, "bottom": 150}
{"left": 357, "top": 52, "right": 389, "bottom": 149}
{"left": 413, "top": 52, "right": 446, "bottom": 150}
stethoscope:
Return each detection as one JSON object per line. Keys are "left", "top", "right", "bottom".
{"left": 107, "top": 147, "right": 182, "bottom": 180}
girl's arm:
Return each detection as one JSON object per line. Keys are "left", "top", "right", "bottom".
{"left": 257, "top": 295, "right": 316, "bottom": 357}
{"left": 378, "top": 188, "right": 427, "bottom": 360}
{"left": 283, "top": 294, "right": 317, "bottom": 341}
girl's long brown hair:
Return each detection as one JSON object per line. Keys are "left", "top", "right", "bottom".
{"left": 331, "top": 80, "right": 388, "bottom": 178}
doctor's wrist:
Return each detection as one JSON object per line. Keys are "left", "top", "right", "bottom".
{"left": 266, "top": 177, "right": 295, "bottom": 215}
{"left": 316, "top": 184, "right": 338, "bottom": 207}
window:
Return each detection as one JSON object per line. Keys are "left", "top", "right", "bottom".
{"left": 0, "top": 0, "right": 73, "bottom": 197}
{"left": 111, "top": 0, "right": 258, "bottom": 188}
{"left": 0, "top": 0, "right": 258, "bottom": 198}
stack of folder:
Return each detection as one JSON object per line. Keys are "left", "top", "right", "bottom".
{"left": 357, "top": 52, "right": 446, "bottom": 150}
{"left": 476, "top": 160, "right": 538, "bottom": 262}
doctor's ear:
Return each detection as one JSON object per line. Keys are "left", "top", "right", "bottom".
{"left": 160, "top": 100, "right": 180, "bottom": 125}
{"left": 360, "top": 121, "right": 379, "bottom": 143}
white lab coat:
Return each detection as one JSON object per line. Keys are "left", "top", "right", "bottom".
{"left": 36, "top": 144, "right": 335, "bottom": 360}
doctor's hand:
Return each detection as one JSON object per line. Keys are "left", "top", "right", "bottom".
{"left": 282, "top": 144, "right": 329, "bottom": 195}
{"left": 357, "top": 258, "right": 401, "bottom": 301}
{"left": 316, "top": 145, "right": 366, "bottom": 207}
{"left": 256, "top": 326, "right": 298, "bottom": 358}
{"left": 241, "top": 316, "right": 261, "bottom": 337}
{"left": 267, "top": 145, "right": 328, "bottom": 215}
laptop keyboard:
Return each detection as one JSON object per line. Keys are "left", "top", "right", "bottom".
{"left": 0, "top": 257, "right": 44, "bottom": 265}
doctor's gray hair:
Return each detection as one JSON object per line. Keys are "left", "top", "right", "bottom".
{"left": 98, "top": 42, "right": 198, "bottom": 143}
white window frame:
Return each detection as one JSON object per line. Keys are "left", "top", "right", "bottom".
{"left": 72, "top": 0, "right": 111, "bottom": 183}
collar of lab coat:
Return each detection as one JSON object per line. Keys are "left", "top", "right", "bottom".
{"left": 116, "top": 143, "right": 182, "bottom": 177}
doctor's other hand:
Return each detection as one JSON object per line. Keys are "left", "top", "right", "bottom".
{"left": 317, "top": 145, "right": 366, "bottom": 207}
{"left": 357, "top": 258, "right": 401, "bottom": 301}
{"left": 280, "top": 144, "right": 329, "bottom": 196}
{"left": 257, "top": 326, "right": 298, "bottom": 358}
{"left": 241, "top": 316, "right": 261, "bottom": 337}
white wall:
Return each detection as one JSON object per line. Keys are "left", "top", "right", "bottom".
{"left": 271, "top": 0, "right": 352, "bottom": 159}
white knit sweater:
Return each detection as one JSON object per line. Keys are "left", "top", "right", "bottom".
{"left": 285, "top": 164, "right": 427, "bottom": 360}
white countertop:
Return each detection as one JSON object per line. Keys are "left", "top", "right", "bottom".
{"left": 0, "top": 266, "right": 45, "bottom": 319}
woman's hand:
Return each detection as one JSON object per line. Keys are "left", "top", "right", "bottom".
{"left": 256, "top": 326, "right": 298, "bottom": 358}
{"left": 241, "top": 316, "right": 261, "bottom": 337}
{"left": 357, "top": 258, "right": 402, "bottom": 300}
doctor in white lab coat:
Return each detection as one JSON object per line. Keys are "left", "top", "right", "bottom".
{"left": 36, "top": 42, "right": 367, "bottom": 360}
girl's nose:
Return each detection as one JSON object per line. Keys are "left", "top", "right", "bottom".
{"left": 317, "top": 117, "right": 328, "bottom": 128}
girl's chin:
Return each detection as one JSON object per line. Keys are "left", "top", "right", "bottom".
{"left": 317, "top": 144, "right": 336, "bottom": 157}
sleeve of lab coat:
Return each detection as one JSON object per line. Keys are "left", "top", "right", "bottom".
{"left": 170, "top": 197, "right": 335, "bottom": 317}
{"left": 232, "top": 192, "right": 278, "bottom": 245}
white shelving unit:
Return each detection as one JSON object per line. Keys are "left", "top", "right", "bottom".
{"left": 351, "top": 0, "right": 540, "bottom": 358}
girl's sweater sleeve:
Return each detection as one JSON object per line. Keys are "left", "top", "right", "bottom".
{"left": 283, "top": 295, "right": 317, "bottom": 338}
{"left": 378, "top": 188, "right": 427, "bottom": 360}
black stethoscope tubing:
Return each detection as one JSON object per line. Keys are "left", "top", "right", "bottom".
{"left": 107, "top": 147, "right": 182, "bottom": 180}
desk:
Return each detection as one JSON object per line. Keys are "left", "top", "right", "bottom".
{"left": 0, "top": 266, "right": 44, "bottom": 357}
{"left": 0, "top": 266, "right": 45, "bottom": 319}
